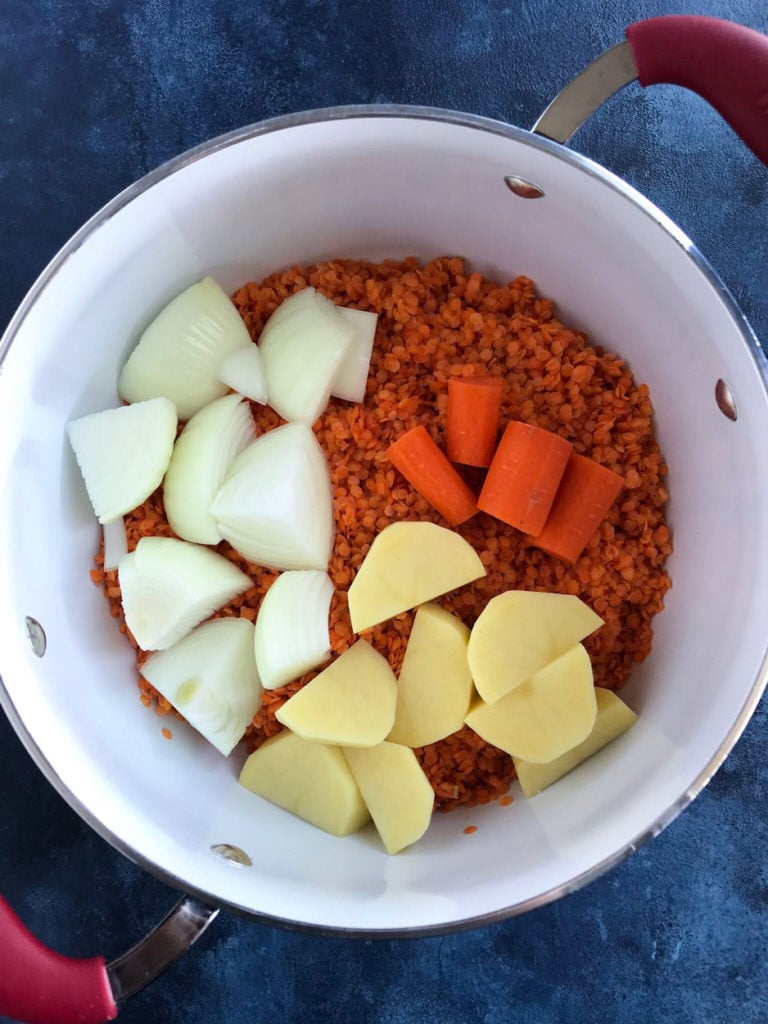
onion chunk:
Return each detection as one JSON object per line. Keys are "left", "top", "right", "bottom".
{"left": 254, "top": 570, "right": 334, "bottom": 689}
{"left": 67, "top": 397, "right": 177, "bottom": 524}
{"left": 118, "top": 536, "right": 252, "bottom": 650}
{"left": 332, "top": 307, "right": 377, "bottom": 403}
{"left": 218, "top": 345, "right": 268, "bottom": 405}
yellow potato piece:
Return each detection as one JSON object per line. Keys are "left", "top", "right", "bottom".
{"left": 347, "top": 522, "right": 485, "bottom": 634}
{"left": 465, "top": 643, "right": 597, "bottom": 763}
{"left": 468, "top": 590, "right": 603, "bottom": 704}
{"left": 513, "top": 688, "right": 638, "bottom": 797}
{"left": 239, "top": 731, "right": 370, "bottom": 838}
{"left": 344, "top": 742, "right": 435, "bottom": 854}
{"left": 275, "top": 640, "right": 397, "bottom": 747}
{"left": 388, "top": 603, "right": 472, "bottom": 748}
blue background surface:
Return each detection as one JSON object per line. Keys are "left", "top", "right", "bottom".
{"left": 2, "top": 1, "right": 768, "bottom": 1021}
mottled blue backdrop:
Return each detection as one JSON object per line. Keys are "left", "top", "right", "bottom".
{"left": 2, "top": 1, "right": 768, "bottom": 1022}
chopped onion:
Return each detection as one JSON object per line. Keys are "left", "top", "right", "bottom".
{"left": 67, "top": 397, "right": 177, "bottom": 524}
{"left": 218, "top": 345, "right": 268, "bottom": 405}
{"left": 118, "top": 277, "right": 252, "bottom": 420}
{"left": 210, "top": 421, "right": 333, "bottom": 571}
{"left": 258, "top": 288, "right": 356, "bottom": 422}
{"left": 163, "top": 394, "right": 256, "bottom": 545}
{"left": 331, "top": 307, "right": 378, "bottom": 403}
{"left": 118, "top": 536, "right": 252, "bottom": 650}
{"left": 141, "top": 617, "right": 262, "bottom": 756}
{"left": 102, "top": 517, "right": 128, "bottom": 570}
{"left": 254, "top": 570, "right": 334, "bottom": 689}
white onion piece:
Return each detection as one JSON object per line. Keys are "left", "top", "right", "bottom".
{"left": 258, "top": 289, "right": 356, "bottom": 422}
{"left": 118, "top": 536, "right": 252, "bottom": 650}
{"left": 141, "top": 617, "right": 262, "bottom": 756}
{"left": 254, "top": 570, "right": 334, "bottom": 689}
{"left": 331, "top": 307, "right": 378, "bottom": 403}
{"left": 163, "top": 394, "right": 256, "bottom": 545}
{"left": 218, "top": 346, "right": 268, "bottom": 405}
{"left": 210, "top": 422, "right": 333, "bottom": 571}
{"left": 118, "top": 277, "right": 252, "bottom": 421}
{"left": 67, "top": 397, "right": 177, "bottom": 524}
{"left": 102, "top": 517, "right": 128, "bottom": 570}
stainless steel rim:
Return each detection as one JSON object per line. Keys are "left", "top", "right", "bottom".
{"left": 2, "top": 103, "right": 768, "bottom": 938}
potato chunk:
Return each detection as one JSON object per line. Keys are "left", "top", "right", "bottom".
{"left": 347, "top": 522, "right": 485, "bottom": 634}
{"left": 344, "top": 742, "right": 435, "bottom": 854}
{"left": 388, "top": 603, "right": 473, "bottom": 748}
{"left": 275, "top": 640, "right": 397, "bottom": 747}
{"left": 468, "top": 590, "right": 602, "bottom": 704}
{"left": 239, "top": 731, "right": 370, "bottom": 837}
{"left": 465, "top": 644, "right": 597, "bottom": 763}
{"left": 513, "top": 687, "right": 638, "bottom": 796}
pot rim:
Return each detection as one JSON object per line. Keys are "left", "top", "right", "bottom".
{"left": 2, "top": 103, "right": 767, "bottom": 937}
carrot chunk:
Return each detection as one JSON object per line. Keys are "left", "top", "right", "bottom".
{"left": 387, "top": 425, "right": 477, "bottom": 526}
{"left": 477, "top": 421, "right": 572, "bottom": 534}
{"left": 528, "top": 453, "right": 624, "bottom": 562}
{"left": 446, "top": 376, "right": 504, "bottom": 468}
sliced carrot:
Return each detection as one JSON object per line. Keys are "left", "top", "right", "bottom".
{"left": 528, "top": 453, "right": 624, "bottom": 562}
{"left": 446, "top": 376, "right": 504, "bottom": 468}
{"left": 387, "top": 425, "right": 477, "bottom": 526}
{"left": 477, "top": 421, "right": 572, "bottom": 534}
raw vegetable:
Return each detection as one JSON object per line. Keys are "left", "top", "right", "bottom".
{"left": 477, "top": 421, "right": 572, "bottom": 534}
{"left": 163, "top": 394, "right": 256, "bottom": 545}
{"left": 141, "top": 617, "right": 262, "bottom": 756}
{"left": 343, "top": 742, "right": 435, "bottom": 854}
{"left": 67, "top": 397, "right": 177, "bottom": 524}
{"left": 528, "top": 452, "right": 624, "bottom": 562}
{"left": 513, "top": 687, "right": 638, "bottom": 797}
{"left": 218, "top": 345, "right": 268, "bottom": 405}
{"left": 331, "top": 307, "right": 378, "bottom": 403}
{"left": 467, "top": 590, "right": 603, "bottom": 704}
{"left": 254, "top": 570, "right": 334, "bottom": 689}
{"left": 118, "top": 536, "right": 252, "bottom": 650}
{"left": 347, "top": 521, "right": 486, "bottom": 634}
{"left": 211, "top": 421, "right": 334, "bottom": 571}
{"left": 258, "top": 288, "right": 356, "bottom": 422}
{"left": 118, "top": 276, "right": 252, "bottom": 420}
{"left": 387, "top": 425, "right": 477, "bottom": 527}
{"left": 239, "top": 731, "right": 370, "bottom": 838}
{"left": 102, "top": 517, "right": 127, "bottom": 571}
{"left": 275, "top": 640, "right": 397, "bottom": 747}
{"left": 445, "top": 376, "right": 504, "bottom": 468}
{"left": 388, "top": 603, "right": 473, "bottom": 748}
{"left": 465, "top": 644, "right": 597, "bottom": 763}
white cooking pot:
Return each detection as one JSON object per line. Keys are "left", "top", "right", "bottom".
{"left": 1, "top": 15, "right": 767, "bottom": 1024}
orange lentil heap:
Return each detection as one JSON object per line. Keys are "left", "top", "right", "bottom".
{"left": 91, "top": 257, "right": 672, "bottom": 813}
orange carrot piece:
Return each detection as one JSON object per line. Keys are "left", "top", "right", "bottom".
{"left": 446, "top": 376, "right": 504, "bottom": 468}
{"left": 387, "top": 425, "right": 477, "bottom": 526}
{"left": 527, "top": 453, "right": 624, "bottom": 562}
{"left": 477, "top": 421, "right": 572, "bottom": 534}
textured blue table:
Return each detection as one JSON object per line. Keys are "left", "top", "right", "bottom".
{"left": 2, "top": 2, "right": 768, "bottom": 1022}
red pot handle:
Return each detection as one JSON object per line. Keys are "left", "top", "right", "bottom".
{"left": 0, "top": 896, "right": 117, "bottom": 1024}
{"left": 626, "top": 15, "right": 768, "bottom": 165}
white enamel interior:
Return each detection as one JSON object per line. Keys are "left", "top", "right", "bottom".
{"left": 2, "top": 111, "right": 768, "bottom": 933}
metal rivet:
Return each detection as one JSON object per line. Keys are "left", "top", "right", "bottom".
{"left": 504, "top": 175, "right": 545, "bottom": 199}
{"left": 24, "top": 617, "right": 47, "bottom": 657}
{"left": 210, "top": 843, "right": 252, "bottom": 867}
{"left": 715, "top": 379, "right": 737, "bottom": 421}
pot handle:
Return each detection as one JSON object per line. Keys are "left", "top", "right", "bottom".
{"left": 533, "top": 15, "right": 768, "bottom": 166}
{"left": 0, "top": 894, "right": 219, "bottom": 1024}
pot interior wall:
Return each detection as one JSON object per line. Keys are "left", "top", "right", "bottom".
{"left": 1, "top": 113, "right": 768, "bottom": 930}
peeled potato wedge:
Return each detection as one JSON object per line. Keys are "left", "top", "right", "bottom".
{"left": 468, "top": 590, "right": 603, "bottom": 704}
{"left": 239, "top": 730, "right": 370, "bottom": 838}
{"left": 513, "top": 687, "right": 638, "bottom": 797}
{"left": 347, "top": 521, "right": 485, "bottom": 634}
{"left": 275, "top": 640, "right": 397, "bottom": 747}
{"left": 344, "top": 742, "right": 435, "bottom": 854}
{"left": 388, "top": 603, "right": 473, "bottom": 748}
{"left": 465, "top": 643, "right": 597, "bottom": 763}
